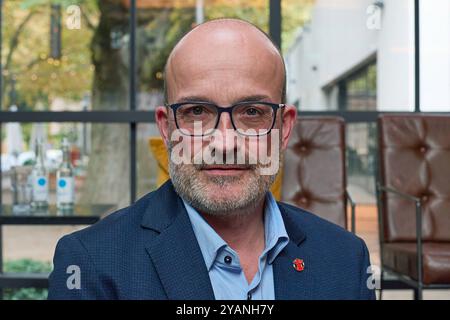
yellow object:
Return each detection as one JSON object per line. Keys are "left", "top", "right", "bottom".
{"left": 271, "top": 171, "right": 283, "bottom": 201}
{"left": 148, "top": 137, "right": 283, "bottom": 201}
{"left": 149, "top": 137, "right": 170, "bottom": 187}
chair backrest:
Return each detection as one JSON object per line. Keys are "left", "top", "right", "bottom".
{"left": 281, "top": 117, "right": 347, "bottom": 228}
{"left": 378, "top": 114, "right": 450, "bottom": 243}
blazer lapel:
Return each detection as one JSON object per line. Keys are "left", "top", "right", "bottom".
{"left": 273, "top": 204, "right": 316, "bottom": 300}
{"left": 273, "top": 242, "right": 316, "bottom": 300}
{"left": 141, "top": 181, "right": 215, "bottom": 300}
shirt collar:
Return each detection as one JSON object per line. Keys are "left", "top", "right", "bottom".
{"left": 263, "top": 192, "right": 290, "bottom": 264}
{"left": 183, "top": 192, "right": 290, "bottom": 270}
{"left": 183, "top": 200, "right": 227, "bottom": 270}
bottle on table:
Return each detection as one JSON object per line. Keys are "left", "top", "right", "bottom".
{"left": 31, "top": 139, "right": 49, "bottom": 210}
{"left": 56, "top": 138, "right": 75, "bottom": 212}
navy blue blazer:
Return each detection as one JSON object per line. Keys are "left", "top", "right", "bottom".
{"left": 48, "top": 180, "right": 376, "bottom": 300}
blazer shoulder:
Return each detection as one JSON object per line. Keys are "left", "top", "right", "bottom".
{"left": 64, "top": 190, "right": 157, "bottom": 248}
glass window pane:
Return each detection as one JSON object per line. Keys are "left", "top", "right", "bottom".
{"left": 1, "top": 119, "right": 128, "bottom": 283}
{"left": 1, "top": 122, "right": 129, "bottom": 209}
{"left": 1, "top": 1, "right": 129, "bottom": 111}
{"left": 346, "top": 122, "right": 377, "bottom": 204}
{"left": 283, "top": 0, "right": 415, "bottom": 111}
{"left": 346, "top": 122, "right": 379, "bottom": 266}
{"left": 345, "top": 62, "right": 377, "bottom": 111}
{"left": 137, "top": 123, "right": 159, "bottom": 199}
{"left": 134, "top": 0, "right": 269, "bottom": 112}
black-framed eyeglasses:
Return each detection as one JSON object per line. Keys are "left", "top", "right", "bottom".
{"left": 165, "top": 101, "right": 285, "bottom": 136}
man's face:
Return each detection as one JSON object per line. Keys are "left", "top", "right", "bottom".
{"left": 157, "top": 22, "right": 296, "bottom": 216}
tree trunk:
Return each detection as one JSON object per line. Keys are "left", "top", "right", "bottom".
{"left": 80, "top": 0, "right": 130, "bottom": 208}
{"left": 80, "top": 2, "right": 193, "bottom": 209}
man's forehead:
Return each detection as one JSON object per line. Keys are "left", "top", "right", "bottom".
{"left": 168, "top": 19, "right": 280, "bottom": 62}
{"left": 171, "top": 49, "right": 276, "bottom": 79}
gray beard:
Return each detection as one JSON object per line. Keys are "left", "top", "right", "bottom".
{"left": 168, "top": 147, "right": 277, "bottom": 217}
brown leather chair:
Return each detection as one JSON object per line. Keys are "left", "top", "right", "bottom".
{"left": 282, "top": 117, "right": 355, "bottom": 231}
{"left": 377, "top": 114, "right": 450, "bottom": 300}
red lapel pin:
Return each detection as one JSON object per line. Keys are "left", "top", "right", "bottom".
{"left": 293, "top": 258, "right": 305, "bottom": 272}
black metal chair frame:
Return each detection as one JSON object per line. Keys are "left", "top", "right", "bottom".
{"left": 376, "top": 183, "right": 450, "bottom": 300}
{"left": 346, "top": 190, "right": 356, "bottom": 234}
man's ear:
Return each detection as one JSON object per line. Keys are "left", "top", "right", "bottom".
{"left": 280, "top": 105, "right": 297, "bottom": 151}
{"left": 155, "top": 106, "right": 171, "bottom": 148}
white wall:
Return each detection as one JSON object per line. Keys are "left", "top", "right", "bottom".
{"left": 377, "top": 0, "right": 414, "bottom": 111}
{"left": 313, "top": 0, "right": 378, "bottom": 87}
{"left": 286, "top": 0, "right": 425, "bottom": 112}
{"left": 286, "top": 25, "right": 329, "bottom": 110}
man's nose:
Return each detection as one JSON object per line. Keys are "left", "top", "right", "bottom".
{"left": 216, "top": 111, "right": 234, "bottom": 132}
{"left": 209, "top": 112, "right": 238, "bottom": 154}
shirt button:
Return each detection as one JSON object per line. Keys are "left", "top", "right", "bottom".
{"left": 247, "top": 292, "right": 252, "bottom": 300}
{"left": 224, "top": 255, "right": 232, "bottom": 264}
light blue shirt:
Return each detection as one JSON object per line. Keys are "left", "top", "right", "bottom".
{"left": 183, "top": 193, "right": 289, "bottom": 300}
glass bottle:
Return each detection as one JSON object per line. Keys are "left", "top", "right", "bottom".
{"left": 31, "top": 139, "right": 49, "bottom": 210}
{"left": 56, "top": 138, "right": 75, "bottom": 212}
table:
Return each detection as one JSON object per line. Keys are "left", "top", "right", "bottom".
{"left": 0, "top": 204, "right": 116, "bottom": 299}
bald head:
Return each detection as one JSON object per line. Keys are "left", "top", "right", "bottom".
{"left": 164, "top": 18, "right": 286, "bottom": 104}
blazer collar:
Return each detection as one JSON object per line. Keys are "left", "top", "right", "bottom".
{"left": 141, "top": 180, "right": 215, "bottom": 300}
{"left": 140, "top": 180, "right": 181, "bottom": 232}
{"left": 277, "top": 203, "right": 307, "bottom": 246}
{"left": 274, "top": 204, "right": 314, "bottom": 300}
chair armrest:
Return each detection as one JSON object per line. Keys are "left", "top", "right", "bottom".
{"left": 345, "top": 189, "right": 356, "bottom": 233}
{"left": 376, "top": 183, "right": 424, "bottom": 288}
{"left": 377, "top": 184, "right": 421, "bottom": 203}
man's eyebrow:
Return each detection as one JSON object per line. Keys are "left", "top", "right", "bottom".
{"left": 235, "top": 95, "right": 271, "bottom": 103}
{"left": 176, "top": 95, "right": 272, "bottom": 104}
{"left": 177, "top": 96, "right": 213, "bottom": 103}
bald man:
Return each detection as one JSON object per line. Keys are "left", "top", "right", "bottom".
{"left": 48, "top": 19, "right": 375, "bottom": 300}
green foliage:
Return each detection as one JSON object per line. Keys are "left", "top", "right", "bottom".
{"left": 139, "top": 8, "right": 195, "bottom": 91}
{"left": 20, "top": 0, "right": 87, "bottom": 10}
{"left": 4, "top": 259, "right": 51, "bottom": 273}
{"left": 2, "top": 0, "right": 97, "bottom": 109}
{"left": 3, "top": 259, "right": 52, "bottom": 300}
{"left": 206, "top": 5, "right": 268, "bottom": 32}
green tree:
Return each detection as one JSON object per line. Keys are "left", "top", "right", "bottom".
{"left": 1, "top": 0, "right": 96, "bottom": 110}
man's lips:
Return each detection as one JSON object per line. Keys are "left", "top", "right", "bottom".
{"left": 200, "top": 165, "right": 251, "bottom": 176}
{"left": 202, "top": 165, "right": 250, "bottom": 170}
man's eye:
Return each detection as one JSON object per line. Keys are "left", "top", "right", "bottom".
{"left": 192, "top": 106, "right": 204, "bottom": 115}
{"left": 245, "top": 107, "right": 260, "bottom": 116}
{"left": 187, "top": 106, "right": 206, "bottom": 115}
